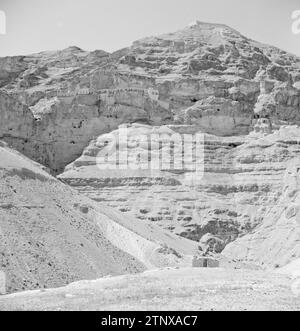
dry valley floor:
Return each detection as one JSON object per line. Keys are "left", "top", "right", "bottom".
{"left": 0, "top": 268, "right": 299, "bottom": 311}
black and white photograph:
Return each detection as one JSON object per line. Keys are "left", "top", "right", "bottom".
{"left": 0, "top": 0, "right": 300, "bottom": 313}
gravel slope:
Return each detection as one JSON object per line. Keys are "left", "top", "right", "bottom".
{"left": 0, "top": 143, "right": 196, "bottom": 294}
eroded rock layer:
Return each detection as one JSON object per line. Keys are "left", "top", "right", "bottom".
{"left": 59, "top": 124, "right": 300, "bottom": 265}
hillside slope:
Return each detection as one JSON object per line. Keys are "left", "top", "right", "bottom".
{"left": 223, "top": 152, "right": 300, "bottom": 268}
{"left": 0, "top": 142, "right": 196, "bottom": 294}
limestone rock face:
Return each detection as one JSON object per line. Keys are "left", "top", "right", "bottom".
{"left": 175, "top": 96, "right": 252, "bottom": 136}
{"left": 1, "top": 22, "right": 300, "bottom": 173}
{"left": 29, "top": 90, "right": 171, "bottom": 173}
{"left": 0, "top": 86, "right": 171, "bottom": 173}
{"left": 0, "top": 91, "right": 35, "bottom": 139}
{"left": 59, "top": 124, "right": 300, "bottom": 265}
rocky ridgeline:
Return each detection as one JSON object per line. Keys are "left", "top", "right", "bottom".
{"left": 1, "top": 22, "right": 300, "bottom": 268}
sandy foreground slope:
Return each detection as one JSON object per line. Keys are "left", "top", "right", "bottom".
{"left": 0, "top": 142, "right": 197, "bottom": 294}
{"left": 0, "top": 268, "right": 299, "bottom": 311}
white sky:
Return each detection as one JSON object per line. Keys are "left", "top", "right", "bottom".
{"left": 0, "top": 0, "right": 299, "bottom": 57}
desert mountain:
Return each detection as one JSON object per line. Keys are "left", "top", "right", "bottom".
{"left": 1, "top": 21, "right": 300, "bottom": 274}
{"left": 0, "top": 21, "right": 300, "bottom": 173}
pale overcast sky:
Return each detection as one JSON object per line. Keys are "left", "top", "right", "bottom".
{"left": 0, "top": 0, "right": 299, "bottom": 57}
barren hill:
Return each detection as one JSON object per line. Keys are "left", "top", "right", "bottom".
{"left": 0, "top": 142, "right": 196, "bottom": 294}
{"left": 1, "top": 21, "right": 300, "bottom": 280}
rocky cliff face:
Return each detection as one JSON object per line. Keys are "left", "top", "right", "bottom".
{"left": 1, "top": 22, "right": 300, "bottom": 173}
{"left": 59, "top": 124, "right": 300, "bottom": 263}
{"left": 1, "top": 21, "right": 300, "bottom": 269}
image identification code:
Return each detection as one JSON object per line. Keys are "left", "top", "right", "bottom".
{"left": 100, "top": 315, "right": 199, "bottom": 328}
